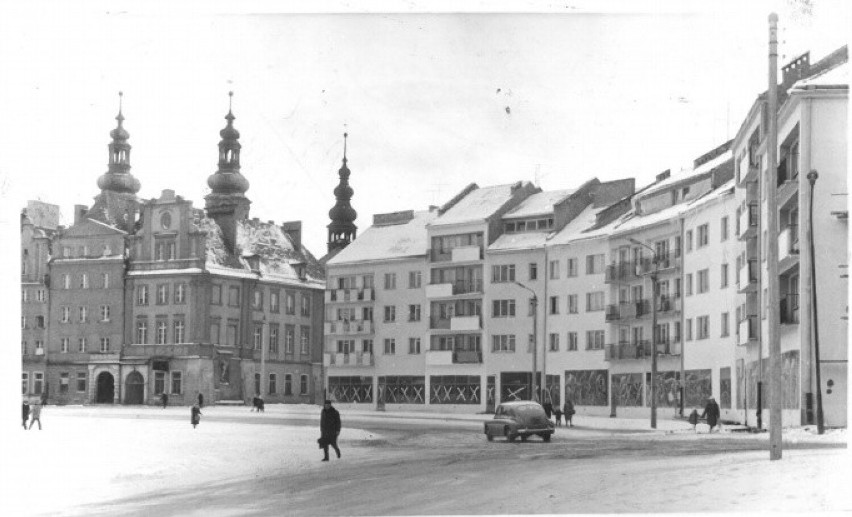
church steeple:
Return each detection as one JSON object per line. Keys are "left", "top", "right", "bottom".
{"left": 205, "top": 92, "right": 251, "bottom": 254}
{"left": 97, "top": 92, "right": 141, "bottom": 194}
{"left": 327, "top": 132, "right": 357, "bottom": 254}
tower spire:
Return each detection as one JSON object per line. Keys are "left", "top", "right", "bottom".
{"left": 96, "top": 91, "right": 140, "bottom": 194}
{"left": 327, "top": 131, "right": 357, "bottom": 254}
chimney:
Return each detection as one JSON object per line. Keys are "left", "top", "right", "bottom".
{"left": 281, "top": 221, "right": 302, "bottom": 249}
{"left": 74, "top": 205, "right": 88, "bottom": 224}
{"left": 373, "top": 210, "right": 415, "bottom": 226}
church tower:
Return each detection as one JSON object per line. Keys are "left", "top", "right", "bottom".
{"left": 327, "top": 132, "right": 357, "bottom": 254}
{"left": 205, "top": 92, "right": 251, "bottom": 254}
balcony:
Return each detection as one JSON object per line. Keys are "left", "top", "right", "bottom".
{"left": 605, "top": 304, "right": 621, "bottom": 322}
{"left": 777, "top": 168, "right": 799, "bottom": 209}
{"left": 426, "top": 283, "right": 453, "bottom": 298}
{"left": 656, "top": 295, "right": 681, "bottom": 314}
{"left": 324, "top": 351, "right": 374, "bottom": 367}
{"left": 605, "top": 262, "right": 637, "bottom": 284}
{"left": 426, "top": 280, "right": 483, "bottom": 298}
{"left": 453, "top": 350, "right": 483, "bottom": 364}
{"left": 655, "top": 339, "right": 682, "bottom": 356}
{"left": 778, "top": 226, "right": 799, "bottom": 271}
{"left": 324, "top": 320, "right": 373, "bottom": 336}
{"left": 325, "top": 287, "right": 374, "bottom": 303}
{"left": 425, "top": 349, "right": 454, "bottom": 365}
{"left": 451, "top": 246, "right": 483, "bottom": 262}
{"left": 638, "top": 253, "right": 682, "bottom": 275}
{"left": 737, "top": 259, "right": 758, "bottom": 293}
{"left": 604, "top": 342, "right": 650, "bottom": 361}
{"left": 780, "top": 294, "right": 800, "bottom": 325}
{"left": 738, "top": 204, "right": 758, "bottom": 240}
{"left": 451, "top": 315, "right": 481, "bottom": 331}
{"left": 738, "top": 317, "right": 759, "bottom": 346}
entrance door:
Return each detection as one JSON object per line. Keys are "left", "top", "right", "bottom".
{"left": 124, "top": 371, "right": 144, "bottom": 404}
{"left": 96, "top": 372, "right": 115, "bottom": 403}
{"left": 485, "top": 375, "right": 496, "bottom": 413}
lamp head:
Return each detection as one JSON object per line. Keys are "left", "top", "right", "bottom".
{"left": 807, "top": 170, "right": 818, "bottom": 186}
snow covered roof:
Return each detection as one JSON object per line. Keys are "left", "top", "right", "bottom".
{"left": 502, "top": 189, "right": 575, "bottom": 220}
{"left": 639, "top": 150, "right": 731, "bottom": 199}
{"left": 431, "top": 183, "right": 523, "bottom": 226}
{"left": 793, "top": 60, "right": 848, "bottom": 89}
{"left": 200, "top": 215, "right": 325, "bottom": 288}
{"left": 488, "top": 231, "right": 548, "bottom": 252}
{"left": 329, "top": 209, "right": 438, "bottom": 265}
{"left": 548, "top": 204, "right": 612, "bottom": 245}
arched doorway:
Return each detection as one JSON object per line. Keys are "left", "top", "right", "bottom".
{"left": 124, "top": 371, "right": 144, "bottom": 405}
{"left": 96, "top": 372, "right": 115, "bottom": 403}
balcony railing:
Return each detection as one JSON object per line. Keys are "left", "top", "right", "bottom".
{"left": 453, "top": 279, "right": 483, "bottom": 295}
{"left": 738, "top": 259, "right": 758, "bottom": 292}
{"left": 605, "top": 304, "right": 621, "bottom": 321}
{"left": 781, "top": 294, "right": 800, "bottom": 324}
{"left": 453, "top": 350, "right": 483, "bottom": 364}
{"left": 605, "top": 262, "right": 637, "bottom": 284}
{"left": 325, "top": 287, "right": 375, "bottom": 303}
{"left": 324, "top": 320, "right": 374, "bottom": 335}
{"left": 656, "top": 295, "right": 681, "bottom": 313}
{"left": 638, "top": 253, "right": 681, "bottom": 275}
{"left": 738, "top": 203, "right": 759, "bottom": 240}
{"left": 779, "top": 226, "right": 799, "bottom": 262}
{"left": 738, "top": 317, "right": 758, "bottom": 346}
{"left": 429, "top": 246, "right": 484, "bottom": 263}
{"left": 325, "top": 351, "right": 374, "bottom": 367}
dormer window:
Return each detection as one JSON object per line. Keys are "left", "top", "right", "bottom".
{"left": 160, "top": 212, "right": 172, "bottom": 230}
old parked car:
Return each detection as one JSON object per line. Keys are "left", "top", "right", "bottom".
{"left": 484, "top": 401, "right": 555, "bottom": 442}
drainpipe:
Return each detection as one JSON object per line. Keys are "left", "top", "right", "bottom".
{"left": 799, "top": 97, "right": 813, "bottom": 426}
{"left": 678, "top": 217, "right": 686, "bottom": 417}
{"left": 542, "top": 243, "right": 549, "bottom": 404}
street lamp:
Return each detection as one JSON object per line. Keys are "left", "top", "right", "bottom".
{"left": 515, "top": 281, "right": 539, "bottom": 402}
{"left": 629, "top": 238, "right": 658, "bottom": 429}
{"left": 807, "top": 170, "right": 825, "bottom": 435}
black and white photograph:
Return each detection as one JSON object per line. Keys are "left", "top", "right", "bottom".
{"left": 2, "top": 0, "right": 849, "bottom": 515}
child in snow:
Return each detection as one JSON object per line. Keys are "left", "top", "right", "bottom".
{"left": 553, "top": 406, "right": 563, "bottom": 427}
{"left": 688, "top": 409, "right": 699, "bottom": 432}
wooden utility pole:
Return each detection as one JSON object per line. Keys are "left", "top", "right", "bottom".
{"left": 767, "top": 12, "right": 783, "bottom": 461}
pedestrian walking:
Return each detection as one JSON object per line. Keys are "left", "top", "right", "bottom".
{"left": 22, "top": 400, "right": 30, "bottom": 429}
{"left": 542, "top": 400, "right": 553, "bottom": 420}
{"left": 256, "top": 396, "right": 265, "bottom": 412}
{"left": 197, "top": 392, "right": 204, "bottom": 408}
{"left": 191, "top": 403, "right": 202, "bottom": 429}
{"left": 161, "top": 392, "right": 169, "bottom": 409}
{"left": 251, "top": 395, "right": 259, "bottom": 411}
{"left": 563, "top": 399, "right": 575, "bottom": 427}
{"left": 688, "top": 408, "right": 699, "bottom": 432}
{"left": 319, "top": 400, "right": 341, "bottom": 461}
{"left": 700, "top": 397, "right": 720, "bottom": 433}
{"left": 553, "top": 406, "right": 563, "bottom": 427}
{"left": 29, "top": 402, "right": 42, "bottom": 430}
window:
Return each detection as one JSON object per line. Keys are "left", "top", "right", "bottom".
{"left": 363, "top": 339, "right": 373, "bottom": 353}
{"left": 586, "top": 330, "right": 605, "bottom": 350}
{"left": 300, "top": 375, "right": 308, "bottom": 395}
{"left": 492, "top": 334, "right": 516, "bottom": 352}
{"left": 268, "top": 373, "right": 277, "bottom": 395}
{"left": 100, "top": 305, "right": 110, "bottom": 322}
{"left": 61, "top": 338, "right": 69, "bottom": 353}
{"left": 384, "top": 305, "right": 396, "bottom": 323}
{"left": 62, "top": 246, "right": 71, "bottom": 258}
{"left": 566, "top": 258, "right": 578, "bottom": 277}
{"left": 686, "top": 230, "right": 693, "bottom": 252}
{"left": 36, "top": 289, "right": 45, "bottom": 302}
{"left": 549, "top": 333, "right": 559, "bottom": 352}
{"left": 567, "top": 332, "right": 578, "bottom": 351}
{"left": 137, "top": 285, "right": 149, "bottom": 305}
{"left": 79, "top": 306, "right": 88, "bottom": 323}
{"left": 285, "top": 325, "right": 295, "bottom": 353}
{"left": 35, "top": 316, "right": 45, "bottom": 329}
{"left": 252, "top": 289, "right": 263, "bottom": 310}
{"left": 697, "top": 224, "right": 709, "bottom": 248}
{"left": 697, "top": 316, "right": 710, "bottom": 339}
{"left": 586, "top": 254, "right": 605, "bottom": 275}
{"left": 22, "top": 290, "right": 28, "bottom": 303}
{"left": 174, "top": 319, "right": 185, "bottom": 343}
{"left": 33, "top": 373, "right": 44, "bottom": 395}
{"left": 100, "top": 337, "right": 110, "bottom": 352}
{"left": 80, "top": 273, "right": 89, "bottom": 289}
{"left": 300, "top": 326, "right": 310, "bottom": 354}
{"left": 174, "top": 284, "right": 186, "bottom": 304}
{"left": 61, "top": 306, "right": 70, "bottom": 323}
{"left": 408, "top": 304, "right": 421, "bottom": 322}
{"left": 285, "top": 292, "right": 295, "bottom": 314}
{"left": 586, "top": 292, "right": 605, "bottom": 312}
{"left": 549, "top": 260, "right": 560, "bottom": 279}
{"left": 409, "top": 271, "right": 422, "bottom": 288}
{"left": 568, "top": 294, "right": 578, "bottom": 314}
{"left": 492, "top": 264, "right": 516, "bottom": 283}
{"left": 300, "top": 294, "right": 311, "bottom": 317}
{"left": 170, "top": 371, "right": 182, "bottom": 394}
{"left": 269, "top": 325, "right": 279, "bottom": 353}
{"left": 686, "top": 274, "right": 693, "bottom": 296}
{"left": 227, "top": 324, "right": 238, "bottom": 346}
{"left": 211, "top": 284, "right": 222, "bottom": 305}
{"left": 35, "top": 340, "right": 43, "bottom": 353}
{"left": 284, "top": 374, "right": 293, "bottom": 395}
{"left": 21, "top": 341, "right": 27, "bottom": 355}
{"left": 383, "top": 338, "right": 396, "bottom": 354}
{"left": 78, "top": 338, "right": 86, "bottom": 352}
{"left": 549, "top": 296, "right": 559, "bottom": 315}
{"left": 721, "top": 263, "right": 729, "bottom": 288}
{"left": 76, "top": 372, "right": 87, "bottom": 392}
{"left": 721, "top": 312, "right": 730, "bottom": 337}
{"left": 270, "top": 292, "right": 279, "bottom": 312}
{"left": 686, "top": 319, "right": 693, "bottom": 341}
{"left": 337, "top": 339, "right": 355, "bottom": 354}
{"left": 210, "top": 322, "right": 220, "bottom": 345}
{"left": 63, "top": 274, "right": 71, "bottom": 289}
{"left": 409, "top": 337, "right": 421, "bottom": 354}
{"left": 384, "top": 273, "right": 397, "bottom": 290}
{"left": 492, "top": 299, "right": 516, "bottom": 318}
{"left": 22, "top": 316, "right": 26, "bottom": 329}
{"left": 136, "top": 320, "right": 148, "bottom": 344}
{"left": 228, "top": 286, "right": 240, "bottom": 307}
{"left": 697, "top": 269, "right": 709, "bottom": 294}
{"left": 22, "top": 372, "right": 29, "bottom": 394}
{"left": 253, "top": 326, "right": 262, "bottom": 350}
{"left": 529, "top": 263, "right": 538, "bottom": 280}
{"left": 156, "top": 320, "right": 167, "bottom": 344}
{"left": 721, "top": 216, "right": 729, "bottom": 241}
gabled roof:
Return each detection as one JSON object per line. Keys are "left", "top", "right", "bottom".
{"left": 431, "top": 182, "right": 530, "bottom": 226}
{"left": 638, "top": 150, "right": 732, "bottom": 199}
{"left": 329, "top": 210, "right": 438, "bottom": 265}
{"left": 792, "top": 60, "right": 848, "bottom": 90}
{"left": 502, "top": 189, "right": 575, "bottom": 220}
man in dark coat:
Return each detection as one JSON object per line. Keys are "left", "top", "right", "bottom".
{"left": 191, "top": 403, "right": 202, "bottom": 429}
{"left": 700, "top": 397, "right": 721, "bottom": 433}
{"left": 161, "top": 392, "right": 169, "bottom": 409}
{"left": 319, "top": 400, "right": 341, "bottom": 461}
{"left": 563, "top": 399, "right": 575, "bottom": 427}
{"left": 197, "top": 393, "right": 204, "bottom": 408}
{"left": 22, "top": 401, "right": 30, "bottom": 429}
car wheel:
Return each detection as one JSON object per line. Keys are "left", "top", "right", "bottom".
{"left": 505, "top": 428, "right": 516, "bottom": 442}
{"left": 543, "top": 433, "right": 552, "bottom": 443}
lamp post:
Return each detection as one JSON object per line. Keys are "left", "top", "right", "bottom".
{"left": 629, "top": 238, "right": 658, "bottom": 429}
{"left": 516, "top": 281, "right": 539, "bottom": 402}
{"left": 807, "top": 170, "right": 825, "bottom": 435}
{"left": 260, "top": 314, "right": 267, "bottom": 400}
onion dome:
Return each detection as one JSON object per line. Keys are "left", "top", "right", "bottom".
{"left": 207, "top": 91, "right": 249, "bottom": 195}
{"left": 97, "top": 92, "right": 141, "bottom": 195}
{"left": 327, "top": 132, "right": 357, "bottom": 253}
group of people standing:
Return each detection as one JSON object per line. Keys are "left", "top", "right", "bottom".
{"left": 543, "top": 399, "right": 576, "bottom": 427}
{"left": 688, "top": 397, "right": 722, "bottom": 433}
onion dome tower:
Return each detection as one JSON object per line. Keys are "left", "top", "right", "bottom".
{"left": 327, "top": 132, "right": 357, "bottom": 254}
{"left": 205, "top": 92, "right": 251, "bottom": 253}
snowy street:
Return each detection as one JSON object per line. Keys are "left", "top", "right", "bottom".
{"left": 5, "top": 404, "right": 849, "bottom": 516}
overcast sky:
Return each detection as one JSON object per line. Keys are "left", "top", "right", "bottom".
{"left": 0, "top": 0, "right": 848, "bottom": 256}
